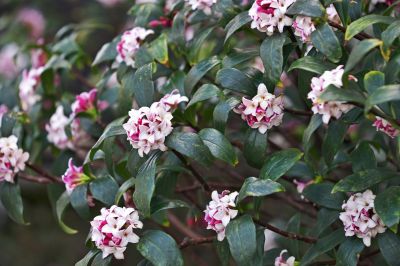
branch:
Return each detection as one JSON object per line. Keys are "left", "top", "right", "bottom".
{"left": 26, "top": 163, "right": 63, "bottom": 183}
{"left": 328, "top": 21, "right": 372, "bottom": 41}
{"left": 179, "top": 236, "right": 215, "bottom": 249}
{"left": 285, "top": 107, "right": 313, "bottom": 116}
{"left": 168, "top": 213, "right": 202, "bottom": 239}
{"left": 18, "top": 173, "right": 54, "bottom": 184}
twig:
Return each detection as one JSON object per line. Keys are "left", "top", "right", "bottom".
{"left": 26, "top": 163, "right": 63, "bottom": 183}
{"left": 328, "top": 21, "right": 372, "bottom": 41}
{"left": 179, "top": 236, "right": 215, "bottom": 249}
{"left": 285, "top": 107, "right": 313, "bottom": 116}
{"left": 18, "top": 173, "right": 54, "bottom": 184}
{"left": 168, "top": 213, "right": 202, "bottom": 239}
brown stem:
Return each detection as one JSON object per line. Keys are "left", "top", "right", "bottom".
{"left": 18, "top": 173, "right": 54, "bottom": 184}
{"left": 285, "top": 107, "right": 313, "bottom": 116}
{"left": 168, "top": 213, "right": 202, "bottom": 239}
{"left": 26, "top": 163, "right": 63, "bottom": 183}
{"left": 179, "top": 236, "right": 215, "bottom": 249}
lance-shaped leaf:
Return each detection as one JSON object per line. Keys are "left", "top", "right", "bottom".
{"left": 260, "top": 32, "right": 286, "bottom": 85}
{"left": 237, "top": 177, "right": 284, "bottom": 202}
{"left": 148, "top": 33, "right": 168, "bottom": 64}
{"left": 56, "top": 191, "right": 78, "bottom": 234}
{"left": 375, "top": 186, "right": 400, "bottom": 228}
{"left": 259, "top": 148, "right": 303, "bottom": 180}
{"left": 365, "top": 85, "right": 400, "bottom": 112}
{"left": 216, "top": 68, "right": 257, "bottom": 95}
{"left": 287, "top": 0, "right": 325, "bottom": 18}
{"left": 224, "top": 11, "right": 252, "bottom": 43}
{"left": 378, "top": 231, "right": 400, "bottom": 266}
{"left": 288, "top": 56, "right": 334, "bottom": 75}
{"left": 303, "top": 183, "right": 346, "bottom": 210}
{"left": 382, "top": 20, "right": 400, "bottom": 50}
{"left": 345, "top": 39, "right": 382, "bottom": 72}
{"left": 213, "top": 97, "right": 240, "bottom": 133}
{"left": 187, "top": 84, "right": 222, "bottom": 108}
{"left": 335, "top": 238, "right": 364, "bottom": 266}
{"left": 244, "top": 128, "right": 267, "bottom": 169}
{"left": 184, "top": 56, "right": 220, "bottom": 95}
{"left": 345, "top": 15, "right": 395, "bottom": 41}
{"left": 132, "top": 63, "right": 155, "bottom": 107}
{"left": 364, "top": 71, "right": 385, "bottom": 94}
{"left": 0, "top": 182, "right": 28, "bottom": 225}
{"left": 92, "top": 37, "right": 119, "bottom": 66}
{"left": 90, "top": 176, "right": 119, "bottom": 206}
{"left": 311, "top": 23, "right": 342, "bottom": 63}
{"left": 70, "top": 184, "right": 90, "bottom": 220}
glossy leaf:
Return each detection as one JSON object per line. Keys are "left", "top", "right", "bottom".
{"left": 237, "top": 177, "right": 284, "bottom": 202}
{"left": 382, "top": 20, "right": 400, "bottom": 50}
{"left": 260, "top": 32, "right": 286, "bottom": 85}
{"left": 213, "top": 97, "right": 240, "bottom": 133}
{"left": 311, "top": 23, "right": 342, "bottom": 63}
{"left": 287, "top": 0, "right": 325, "bottom": 18}
{"left": 224, "top": 11, "right": 252, "bottom": 43}
{"left": 244, "top": 129, "right": 267, "bottom": 169}
{"left": 259, "top": 148, "right": 303, "bottom": 180}
{"left": 364, "top": 71, "right": 385, "bottom": 94}
{"left": 92, "top": 38, "right": 119, "bottom": 66}
{"left": 322, "top": 120, "right": 348, "bottom": 165}
{"left": 335, "top": 238, "right": 364, "bottom": 266}
{"left": 0, "top": 182, "right": 28, "bottom": 225}
{"left": 345, "top": 15, "right": 395, "bottom": 41}
{"left": 345, "top": 39, "right": 382, "bottom": 72}
{"left": 365, "top": 85, "right": 400, "bottom": 112}
{"left": 375, "top": 186, "right": 400, "bottom": 228}
{"left": 378, "top": 231, "right": 400, "bottom": 266}
{"left": 56, "top": 191, "right": 78, "bottom": 234}
{"left": 148, "top": 33, "right": 168, "bottom": 64}
{"left": 132, "top": 63, "right": 155, "bottom": 107}
{"left": 114, "top": 177, "right": 135, "bottom": 205}
{"left": 184, "top": 56, "right": 220, "bottom": 95}
{"left": 187, "top": 84, "right": 222, "bottom": 108}
{"left": 216, "top": 68, "right": 257, "bottom": 95}
{"left": 70, "top": 184, "right": 90, "bottom": 220}
{"left": 319, "top": 85, "right": 365, "bottom": 104}
{"left": 350, "top": 142, "right": 376, "bottom": 172}
{"left": 288, "top": 56, "right": 334, "bottom": 75}
{"left": 89, "top": 176, "right": 119, "bottom": 206}
{"left": 303, "top": 183, "right": 346, "bottom": 210}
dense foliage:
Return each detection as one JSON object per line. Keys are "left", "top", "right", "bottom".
{"left": 1, "top": 0, "right": 400, "bottom": 265}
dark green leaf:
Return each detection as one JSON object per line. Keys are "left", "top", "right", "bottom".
{"left": 187, "top": 84, "right": 221, "bottom": 108}
{"left": 382, "top": 21, "right": 400, "bottom": 50}
{"left": 184, "top": 56, "right": 220, "bottom": 95}
{"left": 215, "top": 239, "right": 231, "bottom": 266}
{"left": 366, "top": 85, "right": 400, "bottom": 112}
{"left": 303, "top": 183, "right": 346, "bottom": 210}
{"left": 89, "top": 176, "right": 119, "bottom": 206}
{"left": 148, "top": 34, "right": 168, "bottom": 64}
{"left": 70, "top": 184, "right": 90, "bottom": 220}
{"left": 375, "top": 186, "right": 400, "bottom": 228}
{"left": 287, "top": 0, "right": 325, "bottom": 18}
{"left": 287, "top": 214, "right": 301, "bottom": 258}
{"left": 311, "top": 23, "right": 342, "bottom": 63}
{"left": 226, "top": 215, "right": 257, "bottom": 266}
{"left": 319, "top": 85, "right": 365, "bottom": 104}
{"left": 150, "top": 197, "right": 189, "bottom": 214}
{"left": 350, "top": 142, "right": 376, "bottom": 172}
{"left": 132, "top": 63, "right": 155, "bottom": 107}
{"left": 364, "top": 71, "right": 385, "bottom": 94}
{"left": 75, "top": 250, "right": 99, "bottom": 266}
{"left": 345, "top": 39, "right": 382, "bottom": 72}
{"left": 224, "top": 11, "right": 252, "bottom": 43}
{"left": 378, "top": 230, "right": 400, "bottom": 266}
{"left": 244, "top": 129, "right": 267, "bottom": 169}
{"left": 213, "top": 97, "right": 240, "bottom": 133}
{"left": 259, "top": 148, "right": 303, "bottom": 180}
{"left": 345, "top": 15, "right": 395, "bottom": 41}
{"left": 137, "top": 230, "right": 183, "bottom": 266}
{"left": 216, "top": 68, "right": 257, "bottom": 95}
{"left": 335, "top": 238, "right": 364, "bottom": 266}
{"left": 260, "top": 33, "right": 287, "bottom": 85}
{"left": 322, "top": 120, "right": 348, "bottom": 165}
{"left": 314, "top": 208, "right": 339, "bottom": 237}
{"left": 0, "top": 114, "right": 16, "bottom": 137}
{"left": 199, "top": 128, "right": 238, "bottom": 166}
{"left": 92, "top": 38, "right": 119, "bottom": 66}
{"left": 237, "top": 177, "right": 284, "bottom": 202}
{"left": 166, "top": 131, "right": 213, "bottom": 166}
{"left": 288, "top": 56, "right": 334, "bottom": 75}
{"left": 115, "top": 177, "right": 135, "bottom": 205}
{"left": 222, "top": 49, "right": 258, "bottom": 68}
{"left": 0, "top": 182, "right": 28, "bottom": 225}
{"left": 56, "top": 191, "right": 78, "bottom": 234}
{"left": 303, "top": 114, "right": 322, "bottom": 145}
{"left": 187, "top": 27, "right": 215, "bottom": 65}
{"left": 91, "top": 252, "right": 112, "bottom": 266}
{"left": 333, "top": 169, "right": 400, "bottom": 193}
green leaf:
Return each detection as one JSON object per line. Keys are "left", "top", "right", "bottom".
{"left": 137, "top": 230, "right": 183, "bottom": 266}
{"left": 166, "top": 131, "right": 213, "bottom": 166}
{"left": 259, "top": 148, "right": 303, "bottom": 180}
{"left": 148, "top": 33, "right": 168, "bottom": 64}
{"left": 350, "top": 142, "right": 376, "bottom": 172}
{"left": 213, "top": 97, "right": 240, "bottom": 133}
{"left": 184, "top": 56, "right": 220, "bottom": 95}
{"left": 287, "top": 214, "right": 301, "bottom": 258}
{"left": 0, "top": 114, "right": 16, "bottom": 137}
{"left": 322, "top": 120, "right": 348, "bottom": 165}
{"left": 319, "top": 85, "right": 365, "bottom": 104}
{"left": 345, "top": 15, "right": 395, "bottom": 41}
{"left": 56, "top": 191, "right": 78, "bottom": 234}
{"left": 187, "top": 27, "right": 215, "bottom": 65}
{"left": 70, "top": 184, "right": 90, "bottom": 220}
{"left": 314, "top": 208, "right": 339, "bottom": 237}
{"left": 237, "top": 177, "right": 284, "bottom": 202}
{"left": 0, "top": 182, "right": 28, "bottom": 225}
{"left": 378, "top": 231, "right": 400, "bottom": 266}
{"left": 288, "top": 56, "right": 334, "bottom": 75}
{"left": 335, "top": 238, "right": 364, "bottom": 266}
{"left": 199, "top": 128, "right": 238, "bottom": 166}
{"left": 215, "top": 239, "right": 231, "bottom": 266}
{"left": 382, "top": 20, "right": 400, "bottom": 50}
{"left": 333, "top": 169, "right": 400, "bottom": 193}
{"left": 365, "top": 85, "right": 400, "bottom": 112}
{"left": 303, "top": 183, "right": 346, "bottom": 210}
{"left": 364, "top": 71, "right": 385, "bottom": 94}
{"left": 345, "top": 39, "right": 382, "bottom": 72}
{"left": 132, "top": 63, "right": 155, "bottom": 107}
{"left": 222, "top": 49, "right": 258, "bottom": 68}
{"left": 244, "top": 129, "right": 267, "bottom": 169}
{"left": 375, "top": 186, "right": 400, "bottom": 228}
{"left": 89, "top": 176, "right": 119, "bottom": 206}
{"left": 150, "top": 197, "right": 189, "bottom": 215}
{"left": 114, "top": 177, "right": 135, "bottom": 205}
{"left": 91, "top": 252, "right": 112, "bottom": 266}
{"left": 92, "top": 38, "right": 118, "bottom": 66}
{"left": 224, "top": 11, "right": 252, "bottom": 43}
{"left": 300, "top": 229, "right": 346, "bottom": 266}
{"left": 260, "top": 32, "right": 287, "bottom": 85}
{"left": 216, "top": 68, "right": 257, "bottom": 95}
{"left": 286, "top": 0, "right": 325, "bottom": 18}
{"left": 187, "top": 84, "right": 222, "bottom": 108}
{"left": 75, "top": 250, "right": 99, "bottom": 266}
{"left": 311, "top": 23, "right": 342, "bottom": 63}
{"left": 226, "top": 215, "right": 257, "bottom": 266}
{"left": 303, "top": 114, "right": 322, "bottom": 145}
{"left": 133, "top": 152, "right": 160, "bottom": 217}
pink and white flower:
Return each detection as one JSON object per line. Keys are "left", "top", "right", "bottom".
{"left": 123, "top": 90, "right": 187, "bottom": 157}
{"left": 62, "top": 158, "right": 91, "bottom": 193}
{"left": 275, "top": 250, "right": 295, "bottom": 266}
{"left": 249, "top": 0, "right": 295, "bottom": 36}
{"left": 293, "top": 179, "right": 313, "bottom": 194}
{"left": 204, "top": 190, "right": 239, "bottom": 241}
{"left": 45, "top": 106, "right": 74, "bottom": 150}
{"left": 186, "top": 0, "right": 218, "bottom": 15}
{"left": 17, "top": 8, "right": 46, "bottom": 39}
{"left": 0, "top": 135, "right": 29, "bottom": 183}
{"left": 326, "top": 4, "right": 341, "bottom": 25}
{"left": 19, "top": 67, "right": 44, "bottom": 112}
{"left": 292, "top": 16, "right": 316, "bottom": 43}
{"left": 234, "top": 83, "right": 284, "bottom": 134}
{"left": 307, "top": 65, "right": 353, "bottom": 124}
{"left": 373, "top": 116, "right": 399, "bottom": 138}
{"left": 71, "top": 88, "right": 108, "bottom": 118}
{"left": 0, "top": 44, "right": 26, "bottom": 79}
{"left": 116, "top": 27, "right": 154, "bottom": 67}
{"left": 91, "top": 205, "right": 143, "bottom": 259}
{"left": 339, "top": 190, "right": 386, "bottom": 247}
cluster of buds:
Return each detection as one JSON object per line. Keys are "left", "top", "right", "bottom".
{"left": 204, "top": 190, "right": 239, "bottom": 241}
{"left": 71, "top": 88, "right": 108, "bottom": 118}
{"left": 0, "top": 135, "right": 29, "bottom": 183}
{"left": 373, "top": 116, "right": 400, "bottom": 138}
{"left": 123, "top": 90, "right": 188, "bottom": 157}
{"left": 116, "top": 27, "right": 154, "bottom": 67}
{"left": 234, "top": 83, "right": 284, "bottom": 134}
{"left": 45, "top": 106, "right": 74, "bottom": 150}
{"left": 274, "top": 250, "right": 295, "bottom": 266}
{"left": 19, "top": 67, "right": 44, "bottom": 112}
{"left": 249, "top": 0, "right": 296, "bottom": 36}
{"left": 61, "top": 158, "right": 92, "bottom": 193}
{"left": 91, "top": 205, "right": 143, "bottom": 259}
{"left": 186, "top": 0, "right": 218, "bottom": 15}
{"left": 307, "top": 65, "right": 353, "bottom": 124}
{"left": 339, "top": 190, "right": 386, "bottom": 247}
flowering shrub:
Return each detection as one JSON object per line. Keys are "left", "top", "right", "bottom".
{"left": 1, "top": 0, "right": 400, "bottom": 265}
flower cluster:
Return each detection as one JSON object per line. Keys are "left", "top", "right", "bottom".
{"left": 373, "top": 116, "right": 400, "bottom": 138}
{"left": 204, "top": 190, "right": 239, "bottom": 241}
{"left": 275, "top": 250, "right": 295, "bottom": 266}
{"left": 339, "top": 190, "right": 386, "bottom": 247}
{"left": 0, "top": 44, "right": 26, "bottom": 79}
{"left": 71, "top": 88, "right": 107, "bottom": 118}
{"left": 91, "top": 206, "right": 143, "bottom": 259}
{"left": 0, "top": 135, "right": 29, "bottom": 183}
{"left": 45, "top": 106, "right": 74, "bottom": 150}
{"left": 292, "top": 16, "right": 315, "bottom": 43}
{"left": 61, "top": 159, "right": 92, "bottom": 193}
{"left": 19, "top": 67, "right": 44, "bottom": 112}
{"left": 186, "top": 0, "right": 218, "bottom": 15}
{"left": 16, "top": 8, "right": 46, "bottom": 40}
{"left": 249, "top": 0, "right": 296, "bottom": 36}
{"left": 234, "top": 83, "right": 284, "bottom": 134}
{"left": 123, "top": 90, "right": 188, "bottom": 157}
{"left": 116, "top": 27, "right": 154, "bottom": 67}
{"left": 307, "top": 65, "right": 353, "bottom": 124}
